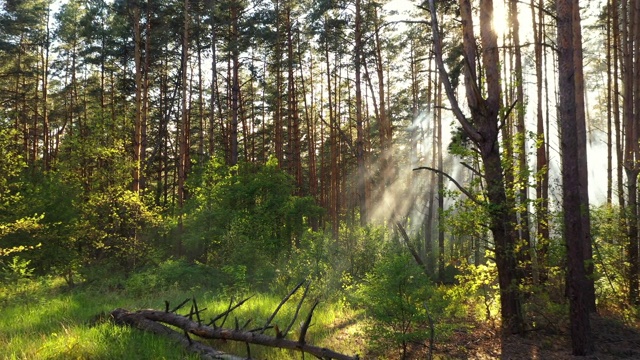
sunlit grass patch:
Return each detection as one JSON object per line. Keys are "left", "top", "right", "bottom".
{"left": 0, "top": 277, "right": 363, "bottom": 360}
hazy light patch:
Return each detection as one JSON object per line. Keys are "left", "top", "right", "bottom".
{"left": 365, "top": 110, "right": 467, "bottom": 239}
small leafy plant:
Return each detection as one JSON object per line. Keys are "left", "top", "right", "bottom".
{"left": 357, "top": 251, "right": 442, "bottom": 359}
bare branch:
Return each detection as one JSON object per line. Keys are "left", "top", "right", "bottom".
{"left": 460, "top": 161, "right": 484, "bottom": 178}
{"left": 261, "top": 279, "right": 306, "bottom": 334}
{"left": 395, "top": 222, "right": 429, "bottom": 275}
{"left": 426, "top": 0, "right": 481, "bottom": 143}
{"left": 413, "top": 166, "right": 483, "bottom": 206}
{"left": 111, "top": 309, "right": 247, "bottom": 360}
{"left": 209, "top": 296, "right": 253, "bottom": 327}
{"left": 283, "top": 281, "right": 311, "bottom": 338}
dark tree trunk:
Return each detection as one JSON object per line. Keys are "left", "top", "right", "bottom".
{"left": 557, "top": 0, "right": 593, "bottom": 354}
{"left": 428, "top": 0, "right": 524, "bottom": 334}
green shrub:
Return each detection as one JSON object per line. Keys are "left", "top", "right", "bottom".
{"left": 357, "top": 251, "right": 444, "bottom": 359}
{"left": 182, "top": 158, "right": 322, "bottom": 286}
{"left": 275, "top": 225, "right": 388, "bottom": 299}
{"left": 445, "top": 259, "right": 499, "bottom": 322}
{"left": 0, "top": 256, "right": 34, "bottom": 283}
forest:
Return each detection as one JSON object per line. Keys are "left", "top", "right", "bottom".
{"left": 1, "top": 0, "right": 640, "bottom": 358}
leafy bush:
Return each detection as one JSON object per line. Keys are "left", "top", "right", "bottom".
{"left": 0, "top": 256, "right": 34, "bottom": 283}
{"left": 75, "top": 189, "right": 161, "bottom": 283}
{"left": 275, "top": 224, "right": 387, "bottom": 299}
{"left": 445, "top": 259, "right": 499, "bottom": 322}
{"left": 182, "top": 158, "right": 322, "bottom": 286}
{"left": 357, "top": 251, "right": 445, "bottom": 359}
{"left": 591, "top": 204, "right": 634, "bottom": 319}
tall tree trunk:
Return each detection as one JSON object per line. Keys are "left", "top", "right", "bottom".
{"left": 298, "top": 33, "right": 318, "bottom": 229}
{"left": 42, "top": 12, "right": 50, "bottom": 171}
{"left": 210, "top": 17, "right": 219, "bottom": 157}
{"left": 532, "top": 0, "right": 549, "bottom": 284}
{"left": 274, "top": 0, "right": 284, "bottom": 167}
{"left": 613, "top": 0, "right": 624, "bottom": 209}
{"left": 557, "top": 0, "right": 593, "bottom": 353}
{"left": 622, "top": 0, "right": 639, "bottom": 304}
{"left": 607, "top": 0, "right": 613, "bottom": 205}
{"left": 286, "top": 5, "right": 302, "bottom": 193}
{"left": 427, "top": 0, "right": 524, "bottom": 334}
{"left": 178, "top": 0, "right": 191, "bottom": 212}
{"left": 436, "top": 77, "right": 445, "bottom": 282}
{"left": 229, "top": 2, "right": 239, "bottom": 166}
{"left": 633, "top": 0, "right": 640, "bottom": 306}
{"left": 354, "top": 0, "right": 366, "bottom": 225}
{"left": 373, "top": 7, "right": 391, "bottom": 187}
{"left": 196, "top": 11, "right": 205, "bottom": 164}
{"left": 133, "top": 4, "right": 143, "bottom": 193}
{"left": 572, "top": 0, "right": 595, "bottom": 312}
{"left": 510, "top": 0, "right": 532, "bottom": 280}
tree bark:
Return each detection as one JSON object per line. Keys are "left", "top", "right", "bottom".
{"left": 557, "top": 0, "right": 593, "bottom": 354}
{"left": 572, "top": 0, "right": 595, "bottom": 313}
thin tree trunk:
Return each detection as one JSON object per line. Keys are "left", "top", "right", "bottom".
{"left": 230, "top": 2, "right": 239, "bottom": 166}
{"left": 133, "top": 4, "right": 143, "bottom": 193}
{"left": 510, "top": 0, "right": 532, "bottom": 280}
{"left": 178, "top": 0, "right": 191, "bottom": 214}
{"left": 355, "top": 0, "right": 366, "bottom": 225}
{"left": 286, "top": 6, "right": 302, "bottom": 193}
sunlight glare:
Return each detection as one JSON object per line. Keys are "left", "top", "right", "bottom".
{"left": 492, "top": 0, "right": 509, "bottom": 39}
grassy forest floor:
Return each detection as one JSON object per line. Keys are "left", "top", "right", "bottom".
{"left": 2, "top": 276, "right": 640, "bottom": 359}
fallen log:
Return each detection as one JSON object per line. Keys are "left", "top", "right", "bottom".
{"left": 110, "top": 284, "right": 358, "bottom": 360}
{"left": 111, "top": 307, "right": 358, "bottom": 360}
{"left": 110, "top": 308, "right": 246, "bottom": 360}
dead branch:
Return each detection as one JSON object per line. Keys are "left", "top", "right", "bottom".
{"left": 283, "top": 281, "right": 311, "bottom": 338}
{"left": 298, "top": 299, "right": 319, "bottom": 344}
{"left": 110, "top": 308, "right": 358, "bottom": 360}
{"left": 110, "top": 308, "right": 246, "bottom": 360}
{"left": 395, "top": 221, "right": 429, "bottom": 275}
{"left": 209, "top": 296, "right": 253, "bottom": 327}
{"left": 260, "top": 279, "right": 305, "bottom": 334}
{"left": 413, "top": 166, "right": 483, "bottom": 206}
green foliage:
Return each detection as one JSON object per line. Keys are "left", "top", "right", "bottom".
{"left": 5, "top": 173, "right": 80, "bottom": 277}
{"left": 441, "top": 191, "right": 490, "bottom": 267}
{"left": 591, "top": 204, "right": 634, "bottom": 319}
{"left": 183, "top": 158, "right": 322, "bottom": 286}
{"left": 0, "top": 256, "right": 34, "bottom": 284}
{"left": 356, "top": 251, "right": 445, "bottom": 358}
{"left": 446, "top": 259, "right": 499, "bottom": 322}
{"left": 275, "top": 224, "right": 387, "bottom": 298}
{"left": 0, "top": 128, "right": 48, "bottom": 275}
{"left": 75, "top": 188, "right": 161, "bottom": 281}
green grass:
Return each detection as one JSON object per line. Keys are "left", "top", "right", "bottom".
{"left": 0, "top": 277, "right": 364, "bottom": 359}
